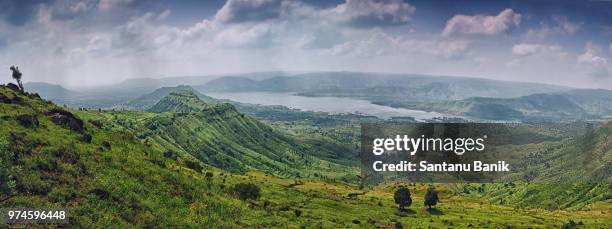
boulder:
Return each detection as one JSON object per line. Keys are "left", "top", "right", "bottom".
{"left": 45, "top": 108, "right": 85, "bottom": 132}
{"left": 6, "top": 83, "right": 20, "bottom": 91}
{"left": 15, "top": 114, "right": 39, "bottom": 128}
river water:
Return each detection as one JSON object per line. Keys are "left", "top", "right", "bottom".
{"left": 205, "top": 92, "right": 448, "bottom": 120}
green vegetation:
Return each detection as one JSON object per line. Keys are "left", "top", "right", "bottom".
{"left": 77, "top": 89, "right": 359, "bottom": 181}
{"left": 2, "top": 84, "right": 611, "bottom": 228}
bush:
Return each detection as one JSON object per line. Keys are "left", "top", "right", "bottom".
{"left": 184, "top": 160, "right": 203, "bottom": 172}
{"left": 232, "top": 183, "right": 260, "bottom": 201}
{"left": 394, "top": 186, "right": 412, "bottom": 211}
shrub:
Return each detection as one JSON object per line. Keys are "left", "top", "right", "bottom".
{"left": 184, "top": 160, "right": 203, "bottom": 172}
{"left": 231, "top": 183, "right": 260, "bottom": 201}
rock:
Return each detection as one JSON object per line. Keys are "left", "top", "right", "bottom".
{"left": 0, "top": 94, "right": 12, "bottom": 104}
{"left": 101, "top": 141, "right": 111, "bottom": 150}
{"left": 6, "top": 83, "right": 20, "bottom": 91}
{"left": 45, "top": 108, "right": 85, "bottom": 132}
{"left": 28, "top": 93, "right": 41, "bottom": 99}
{"left": 15, "top": 114, "right": 39, "bottom": 128}
{"left": 89, "top": 120, "right": 103, "bottom": 128}
{"left": 80, "top": 133, "right": 92, "bottom": 143}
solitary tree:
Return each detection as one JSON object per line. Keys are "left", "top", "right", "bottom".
{"left": 9, "top": 66, "right": 23, "bottom": 91}
{"left": 393, "top": 186, "right": 412, "bottom": 211}
{"left": 424, "top": 187, "right": 439, "bottom": 210}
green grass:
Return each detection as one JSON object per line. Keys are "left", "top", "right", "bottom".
{"left": 1, "top": 85, "right": 611, "bottom": 228}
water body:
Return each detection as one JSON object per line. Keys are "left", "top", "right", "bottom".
{"left": 206, "top": 92, "right": 449, "bottom": 120}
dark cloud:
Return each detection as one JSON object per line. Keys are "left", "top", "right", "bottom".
{"left": 214, "top": 0, "right": 281, "bottom": 23}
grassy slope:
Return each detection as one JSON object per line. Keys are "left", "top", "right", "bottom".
{"left": 77, "top": 90, "right": 358, "bottom": 182}
{"left": 226, "top": 172, "right": 611, "bottom": 228}
{"left": 463, "top": 121, "right": 612, "bottom": 210}
{"left": 0, "top": 86, "right": 246, "bottom": 227}
{"left": 2, "top": 85, "right": 610, "bottom": 228}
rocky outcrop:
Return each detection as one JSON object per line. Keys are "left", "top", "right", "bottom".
{"left": 44, "top": 108, "right": 84, "bottom": 132}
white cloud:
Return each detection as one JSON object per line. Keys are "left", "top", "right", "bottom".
{"left": 512, "top": 43, "right": 564, "bottom": 57}
{"left": 578, "top": 42, "right": 609, "bottom": 78}
{"left": 98, "top": 0, "right": 136, "bottom": 12}
{"left": 157, "top": 9, "right": 171, "bottom": 21}
{"left": 322, "top": 0, "right": 416, "bottom": 27}
{"left": 215, "top": 0, "right": 281, "bottom": 23}
{"left": 526, "top": 16, "right": 582, "bottom": 40}
{"left": 442, "top": 8, "right": 521, "bottom": 36}
{"left": 215, "top": 23, "right": 274, "bottom": 47}
{"left": 552, "top": 16, "right": 581, "bottom": 35}
{"left": 329, "top": 32, "right": 470, "bottom": 59}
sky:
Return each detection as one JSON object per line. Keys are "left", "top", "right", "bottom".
{"left": 0, "top": 0, "right": 611, "bottom": 89}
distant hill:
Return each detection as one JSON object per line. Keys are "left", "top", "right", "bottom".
{"left": 23, "top": 82, "right": 80, "bottom": 105}
{"left": 198, "top": 72, "right": 571, "bottom": 100}
{"left": 24, "top": 82, "right": 76, "bottom": 98}
{"left": 387, "top": 89, "right": 612, "bottom": 121}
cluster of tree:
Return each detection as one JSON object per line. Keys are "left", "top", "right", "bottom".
{"left": 393, "top": 186, "right": 439, "bottom": 211}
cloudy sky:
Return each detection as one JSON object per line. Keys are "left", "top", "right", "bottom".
{"left": 0, "top": 0, "right": 611, "bottom": 89}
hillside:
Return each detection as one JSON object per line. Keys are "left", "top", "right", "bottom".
{"left": 462, "top": 121, "right": 612, "bottom": 210}
{"left": 0, "top": 84, "right": 244, "bottom": 227}
{"left": 78, "top": 89, "right": 358, "bottom": 180}
{"left": 1, "top": 84, "right": 610, "bottom": 227}
{"left": 382, "top": 89, "right": 612, "bottom": 121}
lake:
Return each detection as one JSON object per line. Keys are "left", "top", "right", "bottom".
{"left": 205, "top": 92, "right": 449, "bottom": 120}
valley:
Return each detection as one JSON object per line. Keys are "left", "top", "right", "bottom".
{"left": 3, "top": 72, "right": 611, "bottom": 227}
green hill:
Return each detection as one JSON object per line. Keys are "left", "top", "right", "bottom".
{"left": 121, "top": 85, "right": 218, "bottom": 110}
{"left": 461, "top": 121, "right": 612, "bottom": 210}
{"left": 0, "top": 84, "right": 243, "bottom": 227}
{"left": 83, "top": 89, "right": 358, "bottom": 179}
{"left": 1, "top": 84, "right": 610, "bottom": 227}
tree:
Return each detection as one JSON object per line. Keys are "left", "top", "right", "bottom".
{"left": 9, "top": 66, "right": 23, "bottom": 92}
{"left": 424, "top": 187, "right": 439, "bottom": 209}
{"left": 393, "top": 186, "right": 412, "bottom": 211}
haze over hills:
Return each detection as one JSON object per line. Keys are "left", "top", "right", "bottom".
{"left": 197, "top": 72, "right": 571, "bottom": 100}
{"left": 21, "top": 72, "right": 612, "bottom": 122}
